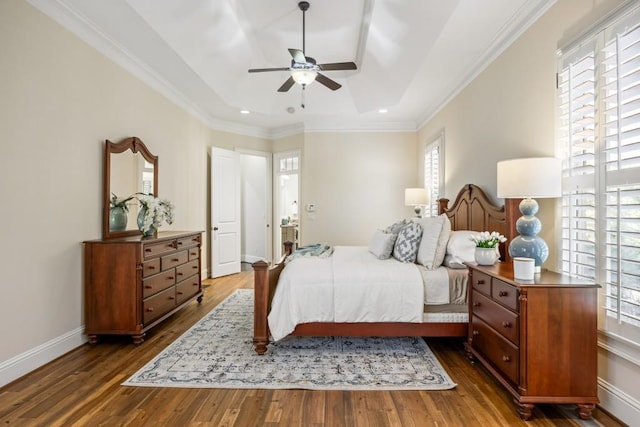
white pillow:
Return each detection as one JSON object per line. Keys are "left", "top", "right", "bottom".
{"left": 446, "top": 230, "right": 480, "bottom": 264}
{"left": 368, "top": 230, "right": 397, "bottom": 260}
{"left": 414, "top": 214, "right": 451, "bottom": 269}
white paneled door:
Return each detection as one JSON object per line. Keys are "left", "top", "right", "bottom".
{"left": 211, "top": 147, "right": 241, "bottom": 278}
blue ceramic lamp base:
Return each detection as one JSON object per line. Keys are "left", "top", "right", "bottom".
{"left": 508, "top": 197, "right": 548, "bottom": 272}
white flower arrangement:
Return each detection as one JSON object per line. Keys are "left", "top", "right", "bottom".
{"left": 471, "top": 231, "right": 507, "bottom": 248}
{"left": 137, "top": 194, "right": 174, "bottom": 235}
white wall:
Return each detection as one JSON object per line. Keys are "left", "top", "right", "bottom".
{"left": 418, "top": 0, "right": 638, "bottom": 424}
{"left": 300, "top": 132, "right": 418, "bottom": 246}
{"left": 0, "top": 0, "right": 268, "bottom": 386}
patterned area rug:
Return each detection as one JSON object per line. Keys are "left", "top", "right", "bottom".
{"left": 123, "top": 289, "right": 456, "bottom": 390}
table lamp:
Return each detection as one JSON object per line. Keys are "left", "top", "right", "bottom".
{"left": 405, "top": 188, "right": 429, "bottom": 218}
{"left": 497, "top": 157, "right": 561, "bottom": 271}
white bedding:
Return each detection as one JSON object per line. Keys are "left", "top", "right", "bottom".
{"left": 267, "top": 246, "right": 452, "bottom": 341}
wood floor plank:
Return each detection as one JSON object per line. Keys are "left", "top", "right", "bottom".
{"left": 0, "top": 271, "right": 625, "bottom": 426}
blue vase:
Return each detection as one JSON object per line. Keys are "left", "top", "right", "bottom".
{"left": 109, "top": 206, "right": 127, "bottom": 232}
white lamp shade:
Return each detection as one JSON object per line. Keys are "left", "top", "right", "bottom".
{"left": 497, "top": 157, "right": 562, "bottom": 198}
{"left": 291, "top": 69, "right": 317, "bottom": 85}
{"left": 405, "top": 188, "right": 429, "bottom": 205}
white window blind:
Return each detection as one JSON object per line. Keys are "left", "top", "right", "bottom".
{"left": 557, "top": 6, "right": 640, "bottom": 342}
{"left": 424, "top": 134, "right": 443, "bottom": 217}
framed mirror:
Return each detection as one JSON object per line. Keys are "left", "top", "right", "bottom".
{"left": 103, "top": 137, "right": 158, "bottom": 239}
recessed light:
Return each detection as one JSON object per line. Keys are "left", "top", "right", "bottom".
{"left": 378, "top": 108, "right": 388, "bottom": 113}
{"left": 240, "top": 110, "right": 250, "bottom": 114}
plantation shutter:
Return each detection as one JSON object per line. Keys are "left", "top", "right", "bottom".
{"left": 557, "top": 6, "right": 640, "bottom": 342}
{"left": 600, "top": 16, "right": 640, "bottom": 333}
{"left": 424, "top": 137, "right": 441, "bottom": 217}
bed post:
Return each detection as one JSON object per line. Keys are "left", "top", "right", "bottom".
{"left": 252, "top": 260, "right": 270, "bottom": 355}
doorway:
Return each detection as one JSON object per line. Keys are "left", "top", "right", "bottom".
{"left": 274, "top": 150, "right": 301, "bottom": 259}
{"left": 239, "top": 150, "right": 272, "bottom": 265}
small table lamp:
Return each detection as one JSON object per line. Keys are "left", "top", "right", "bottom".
{"left": 405, "top": 188, "right": 429, "bottom": 218}
{"left": 497, "top": 157, "right": 561, "bottom": 271}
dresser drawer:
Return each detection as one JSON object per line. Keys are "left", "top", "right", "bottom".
{"left": 177, "top": 234, "right": 201, "bottom": 250}
{"left": 472, "top": 290, "right": 519, "bottom": 345}
{"left": 161, "top": 250, "right": 188, "bottom": 271}
{"left": 143, "top": 240, "right": 176, "bottom": 259}
{"left": 188, "top": 246, "right": 200, "bottom": 261}
{"left": 472, "top": 317, "right": 519, "bottom": 385}
{"left": 176, "top": 275, "right": 200, "bottom": 304}
{"left": 142, "top": 258, "right": 160, "bottom": 278}
{"left": 176, "top": 259, "right": 199, "bottom": 281}
{"left": 142, "top": 269, "right": 176, "bottom": 298}
{"left": 492, "top": 279, "right": 519, "bottom": 311}
{"left": 472, "top": 271, "right": 492, "bottom": 296}
{"left": 143, "top": 287, "right": 176, "bottom": 324}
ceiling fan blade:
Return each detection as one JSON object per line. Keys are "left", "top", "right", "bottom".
{"left": 315, "top": 73, "right": 342, "bottom": 91}
{"left": 318, "top": 62, "right": 357, "bottom": 71}
{"left": 277, "top": 76, "right": 296, "bottom": 92}
{"left": 248, "top": 67, "right": 290, "bottom": 73}
{"left": 288, "top": 48, "right": 307, "bottom": 64}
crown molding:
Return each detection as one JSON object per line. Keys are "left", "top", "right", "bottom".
{"left": 26, "top": 0, "right": 272, "bottom": 140}
{"left": 417, "top": 0, "right": 557, "bottom": 129}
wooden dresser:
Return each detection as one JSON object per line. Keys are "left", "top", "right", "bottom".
{"left": 84, "top": 231, "right": 203, "bottom": 344}
{"left": 466, "top": 263, "right": 599, "bottom": 420}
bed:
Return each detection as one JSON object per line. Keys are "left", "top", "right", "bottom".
{"left": 252, "top": 184, "right": 518, "bottom": 355}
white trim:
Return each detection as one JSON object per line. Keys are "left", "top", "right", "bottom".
{"left": 598, "top": 331, "right": 640, "bottom": 368}
{"left": 241, "top": 254, "right": 263, "bottom": 264}
{"left": 598, "top": 378, "right": 640, "bottom": 427}
{"left": 0, "top": 327, "right": 86, "bottom": 388}
{"left": 418, "top": 0, "right": 557, "bottom": 128}
{"left": 26, "top": 0, "right": 271, "bottom": 140}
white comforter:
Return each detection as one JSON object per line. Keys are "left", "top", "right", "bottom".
{"left": 268, "top": 246, "right": 426, "bottom": 341}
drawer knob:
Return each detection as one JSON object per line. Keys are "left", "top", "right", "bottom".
{"left": 169, "top": 296, "right": 175, "bottom": 300}
{"left": 472, "top": 330, "right": 479, "bottom": 336}
{"left": 144, "top": 285, "right": 153, "bottom": 289}
{"left": 177, "top": 272, "right": 183, "bottom": 276}
{"left": 192, "top": 265, "right": 198, "bottom": 269}
{"left": 499, "top": 291, "right": 508, "bottom": 297}
{"left": 473, "top": 302, "right": 480, "bottom": 307}
{"left": 178, "top": 241, "right": 183, "bottom": 246}
{"left": 168, "top": 276, "right": 175, "bottom": 280}
{"left": 477, "top": 279, "right": 485, "bottom": 285}
{"left": 178, "top": 291, "right": 184, "bottom": 295}
{"left": 146, "top": 308, "right": 154, "bottom": 312}
{"left": 502, "top": 355, "right": 510, "bottom": 362}
{"left": 145, "top": 248, "right": 152, "bottom": 253}
{"left": 502, "top": 321, "right": 511, "bottom": 328}
{"left": 172, "top": 258, "right": 179, "bottom": 262}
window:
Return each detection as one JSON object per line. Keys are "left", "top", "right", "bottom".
{"left": 557, "top": 5, "right": 640, "bottom": 343}
{"left": 424, "top": 132, "right": 444, "bottom": 217}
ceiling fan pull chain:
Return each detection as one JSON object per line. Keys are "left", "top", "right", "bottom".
{"left": 301, "top": 85, "right": 306, "bottom": 109}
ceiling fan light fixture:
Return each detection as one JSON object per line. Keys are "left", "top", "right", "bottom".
{"left": 291, "top": 68, "right": 317, "bottom": 86}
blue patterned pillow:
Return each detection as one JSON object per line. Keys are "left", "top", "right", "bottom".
{"left": 393, "top": 222, "right": 423, "bottom": 263}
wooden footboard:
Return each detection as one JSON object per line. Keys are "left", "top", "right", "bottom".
{"left": 252, "top": 184, "right": 516, "bottom": 355}
{"left": 252, "top": 242, "right": 293, "bottom": 354}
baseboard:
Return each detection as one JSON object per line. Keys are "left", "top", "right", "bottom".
{"left": 0, "top": 327, "right": 86, "bottom": 388}
{"left": 598, "top": 378, "right": 640, "bottom": 426}
{"left": 241, "top": 254, "right": 263, "bottom": 264}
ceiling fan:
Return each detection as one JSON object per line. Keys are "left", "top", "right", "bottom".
{"left": 248, "top": 1, "right": 357, "bottom": 93}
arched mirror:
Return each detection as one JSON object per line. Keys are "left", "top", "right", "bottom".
{"left": 103, "top": 137, "right": 158, "bottom": 239}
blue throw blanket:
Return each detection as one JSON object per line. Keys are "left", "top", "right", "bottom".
{"left": 285, "top": 243, "right": 333, "bottom": 264}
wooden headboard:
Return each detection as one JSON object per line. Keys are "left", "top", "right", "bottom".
{"left": 438, "top": 184, "right": 519, "bottom": 263}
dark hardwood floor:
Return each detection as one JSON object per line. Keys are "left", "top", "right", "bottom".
{"left": 0, "top": 271, "right": 625, "bottom": 426}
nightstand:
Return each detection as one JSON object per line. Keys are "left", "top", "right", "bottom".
{"left": 466, "top": 263, "right": 600, "bottom": 420}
